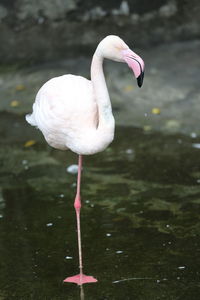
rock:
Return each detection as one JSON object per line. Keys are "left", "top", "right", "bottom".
{"left": 0, "top": 1, "right": 199, "bottom": 63}
{"left": 16, "top": 0, "right": 77, "bottom": 21}
{"left": 0, "top": 5, "right": 8, "bottom": 21}
{"left": 83, "top": 6, "right": 107, "bottom": 21}
{"left": 112, "top": 1, "right": 130, "bottom": 16}
{"left": 159, "top": 1, "right": 177, "bottom": 18}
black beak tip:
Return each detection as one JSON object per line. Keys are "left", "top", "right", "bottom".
{"left": 137, "top": 71, "right": 144, "bottom": 88}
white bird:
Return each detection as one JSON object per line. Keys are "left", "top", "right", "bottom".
{"left": 26, "top": 35, "right": 145, "bottom": 285}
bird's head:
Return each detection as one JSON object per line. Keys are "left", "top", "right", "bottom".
{"left": 96, "top": 35, "right": 145, "bottom": 87}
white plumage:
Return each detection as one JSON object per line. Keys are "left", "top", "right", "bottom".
{"left": 26, "top": 74, "right": 102, "bottom": 154}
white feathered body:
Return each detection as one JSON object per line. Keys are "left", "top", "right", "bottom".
{"left": 26, "top": 74, "right": 114, "bottom": 155}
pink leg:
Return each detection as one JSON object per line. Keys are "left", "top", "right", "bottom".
{"left": 63, "top": 155, "right": 97, "bottom": 285}
{"left": 74, "top": 155, "right": 83, "bottom": 275}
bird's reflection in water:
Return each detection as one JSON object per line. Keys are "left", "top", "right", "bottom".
{"left": 80, "top": 285, "right": 85, "bottom": 300}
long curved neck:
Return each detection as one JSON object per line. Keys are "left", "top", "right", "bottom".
{"left": 90, "top": 52, "right": 114, "bottom": 130}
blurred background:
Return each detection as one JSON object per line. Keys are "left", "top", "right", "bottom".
{"left": 0, "top": 0, "right": 200, "bottom": 62}
{"left": 1, "top": 1, "right": 200, "bottom": 299}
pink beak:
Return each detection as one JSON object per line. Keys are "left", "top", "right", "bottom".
{"left": 122, "top": 49, "right": 145, "bottom": 87}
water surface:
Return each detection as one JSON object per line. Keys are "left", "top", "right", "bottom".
{"left": 0, "top": 113, "right": 200, "bottom": 299}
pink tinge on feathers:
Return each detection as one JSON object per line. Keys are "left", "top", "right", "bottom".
{"left": 122, "top": 49, "right": 144, "bottom": 78}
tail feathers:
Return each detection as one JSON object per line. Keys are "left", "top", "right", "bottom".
{"left": 25, "top": 113, "right": 37, "bottom": 127}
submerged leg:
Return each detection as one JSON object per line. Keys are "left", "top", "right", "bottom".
{"left": 63, "top": 155, "right": 97, "bottom": 285}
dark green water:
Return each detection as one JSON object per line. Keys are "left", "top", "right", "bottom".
{"left": 0, "top": 112, "right": 200, "bottom": 299}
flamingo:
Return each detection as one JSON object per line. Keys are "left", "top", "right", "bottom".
{"left": 26, "top": 35, "right": 144, "bottom": 285}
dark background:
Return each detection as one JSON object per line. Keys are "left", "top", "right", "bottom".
{"left": 0, "top": 0, "right": 199, "bottom": 64}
